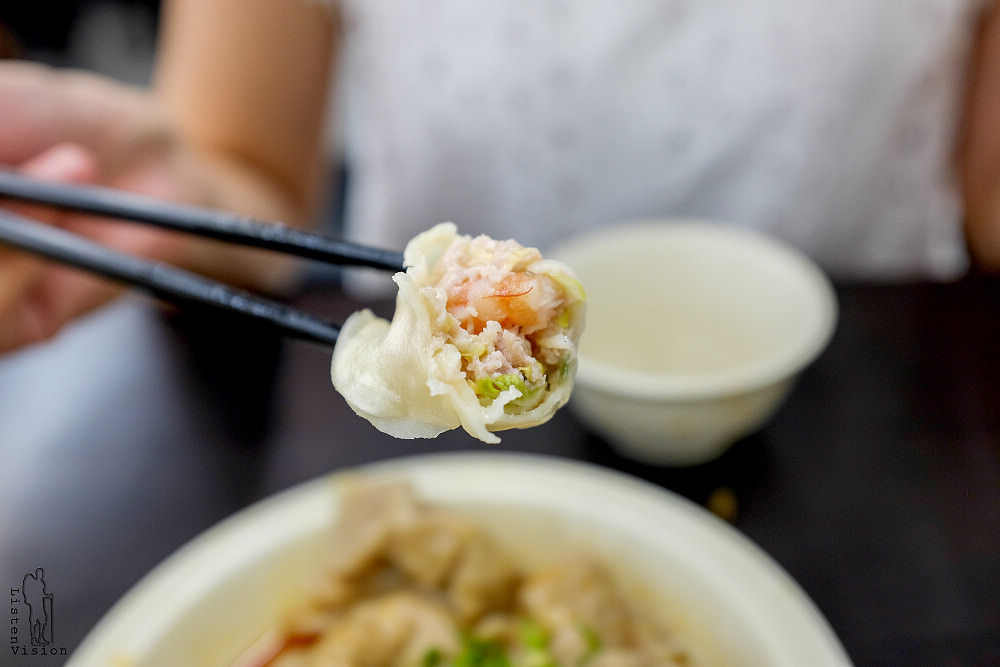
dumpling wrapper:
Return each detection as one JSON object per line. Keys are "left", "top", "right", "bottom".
{"left": 331, "top": 223, "right": 586, "bottom": 443}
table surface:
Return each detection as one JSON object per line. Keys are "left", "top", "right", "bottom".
{"left": 1, "top": 275, "right": 998, "bottom": 666}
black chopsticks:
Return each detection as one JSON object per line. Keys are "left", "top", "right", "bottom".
{"left": 0, "top": 171, "right": 407, "bottom": 349}
{"left": 0, "top": 169, "right": 404, "bottom": 271}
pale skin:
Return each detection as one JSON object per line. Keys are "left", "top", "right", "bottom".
{"left": 1, "top": 0, "right": 1000, "bottom": 354}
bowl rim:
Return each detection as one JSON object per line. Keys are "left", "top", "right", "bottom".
{"left": 69, "top": 452, "right": 852, "bottom": 667}
{"left": 552, "top": 220, "right": 839, "bottom": 400}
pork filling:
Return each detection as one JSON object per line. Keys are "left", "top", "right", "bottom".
{"left": 424, "top": 235, "right": 577, "bottom": 412}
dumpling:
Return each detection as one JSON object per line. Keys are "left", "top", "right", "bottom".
{"left": 331, "top": 222, "right": 586, "bottom": 443}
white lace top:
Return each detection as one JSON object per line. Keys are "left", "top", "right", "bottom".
{"left": 327, "top": 0, "right": 991, "bottom": 287}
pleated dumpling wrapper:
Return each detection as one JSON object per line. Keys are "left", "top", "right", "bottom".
{"left": 331, "top": 223, "right": 586, "bottom": 443}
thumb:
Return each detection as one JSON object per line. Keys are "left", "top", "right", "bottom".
{"left": 21, "top": 141, "right": 99, "bottom": 183}
{"left": 4, "top": 142, "right": 101, "bottom": 225}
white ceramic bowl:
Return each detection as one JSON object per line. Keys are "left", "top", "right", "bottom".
{"left": 69, "top": 453, "right": 851, "bottom": 667}
{"left": 552, "top": 221, "right": 837, "bottom": 465}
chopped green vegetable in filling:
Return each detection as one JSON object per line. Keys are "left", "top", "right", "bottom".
{"left": 452, "top": 635, "right": 510, "bottom": 667}
{"left": 475, "top": 373, "right": 531, "bottom": 401}
{"left": 473, "top": 371, "right": 546, "bottom": 411}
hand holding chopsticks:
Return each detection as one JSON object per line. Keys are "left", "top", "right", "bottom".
{"left": 0, "top": 169, "right": 406, "bottom": 349}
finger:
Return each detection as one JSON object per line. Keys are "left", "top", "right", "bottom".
{"left": 0, "top": 62, "right": 100, "bottom": 165}
{"left": 0, "top": 263, "right": 121, "bottom": 354}
{"left": 0, "top": 142, "right": 100, "bottom": 266}
{"left": 21, "top": 142, "right": 99, "bottom": 182}
{"left": 2, "top": 142, "right": 100, "bottom": 258}
{"left": 0, "top": 251, "right": 38, "bottom": 302}
{"left": 0, "top": 144, "right": 102, "bottom": 337}
{"left": 1, "top": 143, "right": 100, "bottom": 223}
{"left": 0, "top": 61, "right": 156, "bottom": 172}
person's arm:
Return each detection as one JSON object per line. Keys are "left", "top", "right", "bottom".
{"left": 152, "top": 0, "right": 340, "bottom": 286}
{"left": 155, "top": 0, "right": 338, "bottom": 226}
{"left": 960, "top": 0, "right": 1000, "bottom": 271}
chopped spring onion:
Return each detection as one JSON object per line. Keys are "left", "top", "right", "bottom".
{"left": 474, "top": 373, "right": 530, "bottom": 401}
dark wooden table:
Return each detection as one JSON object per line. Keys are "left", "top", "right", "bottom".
{"left": 1, "top": 275, "right": 998, "bottom": 666}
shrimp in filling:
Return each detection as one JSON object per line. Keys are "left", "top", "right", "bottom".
{"left": 429, "top": 235, "right": 574, "bottom": 413}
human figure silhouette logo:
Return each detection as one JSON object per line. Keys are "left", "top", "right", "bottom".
{"left": 21, "top": 568, "right": 52, "bottom": 646}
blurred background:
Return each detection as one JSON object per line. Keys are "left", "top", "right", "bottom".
{"left": 1, "top": 1, "right": 159, "bottom": 82}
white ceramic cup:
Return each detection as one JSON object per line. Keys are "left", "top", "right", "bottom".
{"left": 552, "top": 220, "right": 838, "bottom": 465}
